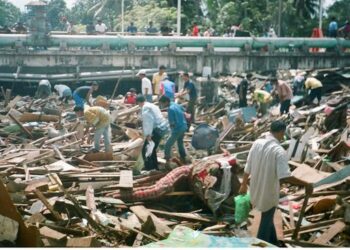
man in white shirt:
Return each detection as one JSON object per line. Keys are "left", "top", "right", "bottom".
{"left": 54, "top": 84, "right": 72, "bottom": 103}
{"left": 137, "top": 69, "right": 153, "bottom": 103}
{"left": 136, "top": 95, "right": 169, "bottom": 170}
{"left": 35, "top": 79, "right": 52, "bottom": 99}
{"left": 239, "top": 121, "right": 313, "bottom": 246}
{"left": 95, "top": 19, "right": 107, "bottom": 34}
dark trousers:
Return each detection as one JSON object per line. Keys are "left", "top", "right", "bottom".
{"left": 187, "top": 99, "right": 196, "bottom": 123}
{"left": 239, "top": 98, "right": 247, "bottom": 108}
{"left": 142, "top": 129, "right": 162, "bottom": 171}
{"left": 257, "top": 207, "right": 278, "bottom": 246}
{"left": 309, "top": 87, "right": 322, "bottom": 105}
{"left": 280, "top": 99, "right": 291, "bottom": 115}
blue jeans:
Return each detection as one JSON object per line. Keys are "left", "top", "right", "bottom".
{"left": 257, "top": 207, "right": 278, "bottom": 246}
{"left": 73, "top": 92, "right": 85, "bottom": 108}
{"left": 164, "top": 130, "right": 186, "bottom": 160}
{"left": 94, "top": 125, "right": 111, "bottom": 152}
{"left": 145, "top": 94, "right": 153, "bottom": 103}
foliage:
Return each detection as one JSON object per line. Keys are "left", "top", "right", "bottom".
{"left": 115, "top": 0, "right": 177, "bottom": 32}
{"left": 47, "top": 0, "right": 68, "bottom": 30}
{"left": 324, "top": 0, "right": 350, "bottom": 28}
{"left": 293, "top": 0, "right": 319, "bottom": 19}
{"left": 0, "top": 0, "right": 20, "bottom": 27}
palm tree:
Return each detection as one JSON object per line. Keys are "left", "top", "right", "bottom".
{"left": 293, "top": 0, "right": 319, "bottom": 18}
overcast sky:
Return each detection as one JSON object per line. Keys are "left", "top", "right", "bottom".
{"left": 9, "top": 0, "right": 337, "bottom": 12}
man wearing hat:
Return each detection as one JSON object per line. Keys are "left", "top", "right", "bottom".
{"left": 73, "top": 82, "right": 99, "bottom": 108}
{"left": 137, "top": 70, "right": 153, "bottom": 103}
{"left": 95, "top": 18, "right": 107, "bottom": 34}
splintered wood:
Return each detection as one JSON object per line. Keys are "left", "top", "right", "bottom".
{"left": 0, "top": 70, "right": 349, "bottom": 247}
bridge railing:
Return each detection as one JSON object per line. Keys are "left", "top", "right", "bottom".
{"left": 0, "top": 34, "right": 349, "bottom": 53}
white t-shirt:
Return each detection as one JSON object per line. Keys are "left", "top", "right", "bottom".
{"left": 244, "top": 134, "right": 291, "bottom": 212}
{"left": 39, "top": 79, "right": 51, "bottom": 87}
{"left": 95, "top": 23, "right": 107, "bottom": 33}
{"left": 54, "top": 84, "right": 70, "bottom": 97}
{"left": 141, "top": 77, "right": 152, "bottom": 95}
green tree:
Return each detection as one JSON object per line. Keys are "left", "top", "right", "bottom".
{"left": 325, "top": 0, "right": 350, "bottom": 28}
{"left": 293, "top": 0, "right": 319, "bottom": 19}
{"left": 0, "top": 0, "right": 20, "bottom": 27}
{"left": 47, "top": 0, "right": 68, "bottom": 30}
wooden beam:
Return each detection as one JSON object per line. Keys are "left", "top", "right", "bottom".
{"left": 313, "top": 221, "right": 346, "bottom": 245}
{"left": 8, "top": 113, "right": 33, "bottom": 139}
{"left": 34, "top": 189, "right": 63, "bottom": 221}
{"left": 119, "top": 170, "right": 133, "bottom": 189}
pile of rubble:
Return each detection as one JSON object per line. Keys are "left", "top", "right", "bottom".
{"left": 0, "top": 68, "right": 349, "bottom": 247}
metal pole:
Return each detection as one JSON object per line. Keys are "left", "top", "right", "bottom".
{"left": 319, "top": 0, "right": 322, "bottom": 30}
{"left": 177, "top": 0, "right": 181, "bottom": 36}
{"left": 121, "top": 0, "right": 124, "bottom": 34}
{"left": 278, "top": 0, "right": 282, "bottom": 36}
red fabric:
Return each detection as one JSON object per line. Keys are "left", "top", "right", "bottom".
{"left": 124, "top": 93, "right": 136, "bottom": 104}
{"left": 112, "top": 166, "right": 191, "bottom": 201}
{"left": 310, "top": 28, "right": 324, "bottom": 52}
{"left": 192, "top": 25, "right": 199, "bottom": 36}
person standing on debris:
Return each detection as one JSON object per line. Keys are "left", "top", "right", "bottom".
{"left": 124, "top": 88, "right": 137, "bottom": 105}
{"left": 271, "top": 78, "right": 293, "bottom": 115}
{"left": 137, "top": 70, "right": 153, "bottom": 103}
{"left": 159, "top": 95, "right": 187, "bottom": 167}
{"left": 136, "top": 95, "right": 169, "bottom": 171}
{"left": 292, "top": 71, "right": 305, "bottom": 95}
{"left": 177, "top": 72, "right": 197, "bottom": 128}
{"left": 304, "top": 76, "right": 323, "bottom": 106}
{"left": 73, "top": 82, "right": 99, "bottom": 108}
{"left": 35, "top": 79, "right": 52, "bottom": 99}
{"left": 239, "top": 121, "right": 313, "bottom": 246}
{"left": 236, "top": 73, "right": 252, "bottom": 108}
{"left": 74, "top": 106, "right": 111, "bottom": 152}
{"left": 328, "top": 17, "right": 338, "bottom": 38}
{"left": 160, "top": 76, "right": 176, "bottom": 102}
{"left": 95, "top": 18, "right": 108, "bottom": 34}
{"left": 152, "top": 65, "right": 167, "bottom": 98}
{"left": 54, "top": 84, "right": 72, "bottom": 104}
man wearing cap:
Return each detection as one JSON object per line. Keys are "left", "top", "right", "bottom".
{"left": 136, "top": 95, "right": 169, "bottom": 170}
{"left": 271, "top": 78, "right": 293, "bottom": 115}
{"left": 160, "top": 76, "right": 175, "bottom": 102}
{"left": 54, "top": 84, "right": 72, "bottom": 104}
{"left": 137, "top": 70, "right": 153, "bottom": 103}
{"left": 159, "top": 95, "right": 187, "bottom": 167}
{"left": 152, "top": 65, "right": 167, "bottom": 97}
{"left": 239, "top": 121, "right": 313, "bottom": 246}
{"left": 35, "top": 79, "right": 52, "bottom": 99}
{"left": 73, "top": 82, "right": 99, "bottom": 108}
{"left": 304, "top": 76, "right": 323, "bottom": 106}
{"left": 95, "top": 19, "right": 107, "bottom": 34}
{"left": 74, "top": 106, "right": 111, "bottom": 152}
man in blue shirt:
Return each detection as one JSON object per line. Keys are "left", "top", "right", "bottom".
{"left": 177, "top": 72, "right": 197, "bottom": 126}
{"left": 160, "top": 76, "right": 175, "bottom": 101}
{"left": 328, "top": 17, "right": 338, "bottom": 38}
{"left": 159, "top": 95, "right": 188, "bottom": 167}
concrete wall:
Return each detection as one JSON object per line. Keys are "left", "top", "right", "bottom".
{"left": 0, "top": 50, "right": 349, "bottom": 75}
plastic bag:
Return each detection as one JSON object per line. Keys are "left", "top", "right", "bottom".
{"left": 234, "top": 193, "right": 251, "bottom": 224}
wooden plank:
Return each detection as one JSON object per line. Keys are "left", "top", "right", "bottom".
{"left": 119, "top": 170, "right": 133, "bottom": 188}
{"left": 8, "top": 113, "right": 33, "bottom": 139}
{"left": 130, "top": 206, "right": 171, "bottom": 238}
{"left": 44, "top": 131, "right": 77, "bottom": 145}
{"left": 287, "top": 138, "right": 298, "bottom": 160}
{"left": 66, "top": 236, "right": 101, "bottom": 247}
{"left": 148, "top": 208, "right": 212, "bottom": 223}
{"left": 290, "top": 162, "right": 330, "bottom": 184}
{"left": 34, "top": 189, "right": 63, "bottom": 221}
{"left": 292, "top": 127, "right": 315, "bottom": 162}
{"left": 284, "top": 218, "right": 340, "bottom": 235}
{"left": 39, "top": 226, "right": 67, "bottom": 241}
{"left": 282, "top": 239, "right": 336, "bottom": 248}
{"left": 313, "top": 221, "right": 346, "bottom": 244}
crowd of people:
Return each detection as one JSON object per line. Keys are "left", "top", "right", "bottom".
{"left": 33, "top": 66, "right": 197, "bottom": 170}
